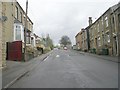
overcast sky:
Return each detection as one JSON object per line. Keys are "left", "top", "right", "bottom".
{"left": 17, "top": 0, "right": 119, "bottom": 45}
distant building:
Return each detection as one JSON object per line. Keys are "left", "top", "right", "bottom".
{"left": 75, "top": 2, "right": 120, "bottom": 56}
{"left": 75, "top": 28, "right": 88, "bottom": 51}
{"left": 75, "top": 31, "right": 82, "bottom": 50}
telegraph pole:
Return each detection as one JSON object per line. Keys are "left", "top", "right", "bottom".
{"left": 24, "top": 0, "right": 28, "bottom": 61}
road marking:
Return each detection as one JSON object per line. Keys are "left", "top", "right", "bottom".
{"left": 56, "top": 55, "right": 60, "bottom": 57}
{"left": 43, "top": 56, "right": 49, "bottom": 61}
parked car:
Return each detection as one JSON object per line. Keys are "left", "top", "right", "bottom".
{"left": 64, "top": 47, "right": 67, "bottom": 50}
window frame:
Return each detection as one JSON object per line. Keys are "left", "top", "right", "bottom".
{"left": 20, "top": 12, "right": 22, "bottom": 23}
{"left": 15, "top": 6, "right": 18, "bottom": 19}
{"left": 105, "top": 16, "right": 109, "bottom": 28}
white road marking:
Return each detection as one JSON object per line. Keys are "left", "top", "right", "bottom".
{"left": 56, "top": 55, "right": 60, "bottom": 57}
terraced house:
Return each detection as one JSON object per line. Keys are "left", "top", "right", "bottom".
{"left": 110, "top": 3, "right": 120, "bottom": 56}
{"left": 75, "top": 2, "right": 120, "bottom": 56}
{"left": 89, "top": 2, "right": 120, "bottom": 56}
{"left": 75, "top": 28, "right": 88, "bottom": 51}
{"left": 1, "top": 0, "right": 34, "bottom": 68}
{"left": 75, "top": 31, "right": 82, "bottom": 50}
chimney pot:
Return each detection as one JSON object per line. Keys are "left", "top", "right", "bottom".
{"left": 89, "top": 17, "right": 92, "bottom": 25}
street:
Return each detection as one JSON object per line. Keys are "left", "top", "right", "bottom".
{"left": 10, "top": 49, "right": 118, "bottom": 88}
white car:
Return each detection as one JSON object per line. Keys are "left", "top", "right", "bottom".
{"left": 64, "top": 47, "right": 67, "bottom": 50}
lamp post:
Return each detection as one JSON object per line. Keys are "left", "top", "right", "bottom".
{"left": 24, "top": 0, "right": 28, "bottom": 61}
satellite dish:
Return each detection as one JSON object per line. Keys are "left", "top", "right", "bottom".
{"left": 2, "top": 16, "right": 7, "bottom": 21}
{"left": 0, "top": 16, "right": 7, "bottom": 22}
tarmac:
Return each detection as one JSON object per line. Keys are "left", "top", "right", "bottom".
{"left": 2, "top": 49, "right": 119, "bottom": 89}
{"left": 2, "top": 51, "right": 53, "bottom": 89}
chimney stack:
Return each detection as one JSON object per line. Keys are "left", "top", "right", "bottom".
{"left": 89, "top": 17, "right": 92, "bottom": 25}
{"left": 81, "top": 28, "right": 84, "bottom": 31}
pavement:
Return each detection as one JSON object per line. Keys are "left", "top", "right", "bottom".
{"left": 73, "top": 50, "right": 119, "bottom": 63}
{"left": 2, "top": 51, "right": 53, "bottom": 89}
{"left": 8, "top": 49, "right": 118, "bottom": 88}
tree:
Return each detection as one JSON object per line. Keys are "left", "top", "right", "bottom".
{"left": 46, "top": 34, "right": 54, "bottom": 50}
{"left": 59, "top": 35, "right": 71, "bottom": 46}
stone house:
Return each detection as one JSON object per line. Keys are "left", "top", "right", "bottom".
{"left": 1, "top": 0, "right": 34, "bottom": 66}
{"left": 75, "top": 2, "right": 120, "bottom": 56}
{"left": 88, "top": 3, "right": 120, "bottom": 56}
{"left": 75, "top": 31, "right": 82, "bottom": 50}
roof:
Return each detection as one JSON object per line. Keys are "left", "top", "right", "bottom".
{"left": 15, "top": 0, "right": 33, "bottom": 25}
{"left": 85, "top": 2, "right": 119, "bottom": 30}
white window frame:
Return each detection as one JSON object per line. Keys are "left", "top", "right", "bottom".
{"left": 107, "top": 34, "right": 110, "bottom": 43}
{"left": 105, "top": 16, "right": 108, "bottom": 27}
{"left": 98, "top": 37, "right": 101, "bottom": 47}
{"left": 14, "top": 24, "right": 24, "bottom": 42}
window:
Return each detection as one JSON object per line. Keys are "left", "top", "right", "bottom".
{"left": 24, "top": 15, "right": 26, "bottom": 26}
{"left": 118, "top": 14, "right": 120, "bottom": 24}
{"left": 101, "top": 17, "right": 103, "bottom": 25}
{"left": 98, "top": 37, "right": 101, "bottom": 46}
{"left": 29, "top": 23, "right": 31, "bottom": 30}
{"left": 106, "top": 33, "right": 110, "bottom": 43}
{"left": 112, "top": 17, "right": 114, "bottom": 24}
{"left": 15, "top": 25, "right": 21, "bottom": 40}
{"left": 97, "top": 23, "right": 100, "bottom": 32}
{"left": 26, "top": 32, "right": 31, "bottom": 44}
{"left": 107, "top": 34, "right": 110, "bottom": 43}
{"left": 11, "top": 2, "right": 13, "bottom": 5}
{"left": 20, "top": 12, "right": 22, "bottom": 23}
{"left": 15, "top": 6, "right": 18, "bottom": 19}
{"left": 112, "top": 16, "right": 115, "bottom": 32}
{"left": 102, "top": 34, "right": 104, "bottom": 45}
{"left": 105, "top": 16, "right": 108, "bottom": 27}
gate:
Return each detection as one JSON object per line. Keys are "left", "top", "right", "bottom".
{"left": 6, "top": 41, "right": 23, "bottom": 61}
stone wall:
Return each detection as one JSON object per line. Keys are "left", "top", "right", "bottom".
{"left": 1, "top": 2, "right": 6, "bottom": 68}
{"left": 0, "top": 2, "right": 2, "bottom": 69}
